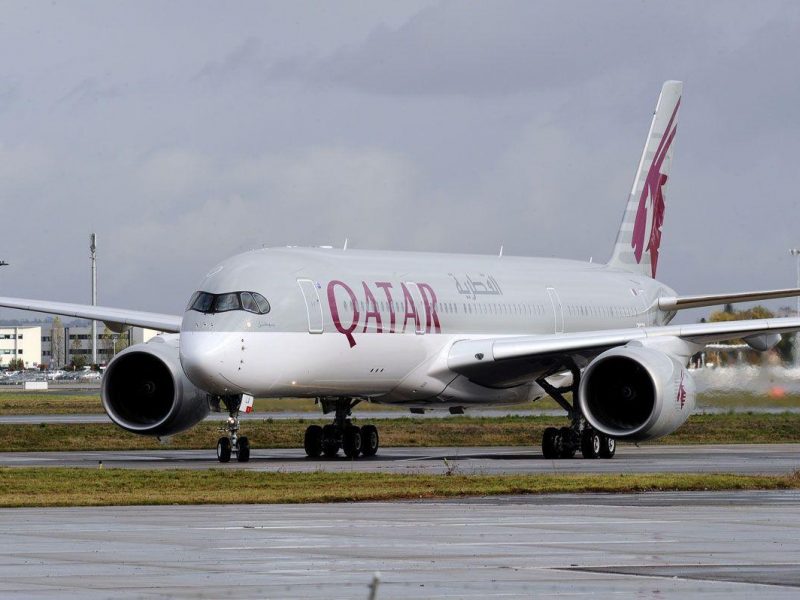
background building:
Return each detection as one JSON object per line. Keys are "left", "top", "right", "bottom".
{"left": 41, "top": 324, "right": 158, "bottom": 368}
{"left": 0, "top": 326, "right": 42, "bottom": 368}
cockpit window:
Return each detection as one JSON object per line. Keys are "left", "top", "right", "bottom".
{"left": 252, "top": 293, "right": 271, "bottom": 314}
{"left": 240, "top": 292, "right": 259, "bottom": 313}
{"left": 190, "top": 292, "right": 214, "bottom": 313}
{"left": 188, "top": 291, "right": 270, "bottom": 315}
{"left": 186, "top": 292, "right": 200, "bottom": 311}
{"left": 213, "top": 293, "right": 241, "bottom": 312}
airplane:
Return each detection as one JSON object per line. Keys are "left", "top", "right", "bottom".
{"left": 2, "top": 80, "right": 800, "bottom": 463}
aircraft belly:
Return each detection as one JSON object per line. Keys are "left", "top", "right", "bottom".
{"left": 216, "top": 331, "right": 432, "bottom": 398}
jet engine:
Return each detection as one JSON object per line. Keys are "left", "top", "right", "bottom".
{"left": 577, "top": 345, "right": 695, "bottom": 442}
{"left": 101, "top": 335, "right": 210, "bottom": 436}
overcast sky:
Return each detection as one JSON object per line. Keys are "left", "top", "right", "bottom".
{"left": 1, "top": 0, "right": 799, "bottom": 320}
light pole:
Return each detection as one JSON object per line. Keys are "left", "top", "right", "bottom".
{"left": 791, "top": 249, "right": 800, "bottom": 367}
{"left": 90, "top": 234, "right": 97, "bottom": 366}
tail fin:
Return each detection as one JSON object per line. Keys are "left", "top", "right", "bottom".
{"left": 608, "top": 80, "right": 682, "bottom": 278}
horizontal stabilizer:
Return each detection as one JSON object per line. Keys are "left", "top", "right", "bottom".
{"left": 658, "top": 288, "right": 800, "bottom": 311}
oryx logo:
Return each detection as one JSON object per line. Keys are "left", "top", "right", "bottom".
{"left": 676, "top": 370, "right": 687, "bottom": 410}
{"left": 631, "top": 98, "right": 680, "bottom": 278}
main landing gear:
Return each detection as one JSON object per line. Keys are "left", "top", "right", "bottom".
{"left": 211, "top": 394, "right": 250, "bottom": 463}
{"left": 536, "top": 362, "right": 616, "bottom": 460}
{"left": 303, "top": 397, "right": 380, "bottom": 459}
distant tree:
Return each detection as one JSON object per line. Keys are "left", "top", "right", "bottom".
{"left": 70, "top": 355, "right": 87, "bottom": 370}
{"left": 707, "top": 305, "right": 794, "bottom": 364}
{"left": 50, "top": 317, "right": 65, "bottom": 368}
{"left": 100, "top": 326, "right": 130, "bottom": 359}
{"left": 710, "top": 305, "right": 774, "bottom": 323}
{"left": 7, "top": 357, "right": 25, "bottom": 370}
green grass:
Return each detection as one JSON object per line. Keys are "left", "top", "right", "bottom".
{"left": 3, "top": 413, "right": 800, "bottom": 452}
{"left": 1, "top": 390, "right": 797, "bottom": 415}
{"left": 0, "top": 468, "right": 797, "bottom": 507}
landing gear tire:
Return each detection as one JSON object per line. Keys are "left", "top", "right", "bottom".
{"left": 580, "top": 429, "right": 601, "bottom": 459}
{"left": 304, "top": 425, "right": 323, "bottom": 458}
{"left": 322, "top": 424, "right": 340, "bottom": 458}
{"left": 599, "top": 434, "right": 616, "bottom": 459}
{"left": 542, "top": 427, "right": 560, "bottom": 459}
{"left": 236, "top": 436, "right": 250, "bottom": 462}
{"left": 360, "top": 424, "right": 379, "bottom": 457}
{"left": 342, "top": 426, "right": 362, "bottom": 458}
{"left": 216, "top": 437, "right": 232, "bottom": 463}
{"left": 558, "top": 426, "right": 576, "bottom": 458}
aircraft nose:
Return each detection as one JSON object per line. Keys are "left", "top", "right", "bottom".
{"left": 180, "top": 332, "right": 240, "bottom": 394}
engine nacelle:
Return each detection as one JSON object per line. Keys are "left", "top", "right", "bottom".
{"left": 578, "top": 345, "right": 695, "bottom": 442}
{"left": 101, "top": 335, "right": 210, "bottom": 436}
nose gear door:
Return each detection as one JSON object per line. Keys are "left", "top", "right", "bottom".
{"left": 297, "top": 279, "right": 324, "bottom": 333}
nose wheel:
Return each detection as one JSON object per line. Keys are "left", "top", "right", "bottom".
{"left": 304, "top": 397, "right": 379, "bottom": 459}
{"left": 213, "top": 395, "right": 251, "bottom": 463}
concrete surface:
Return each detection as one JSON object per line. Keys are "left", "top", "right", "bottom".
{"left": 1, "top": 443, "right": 799, "bottom": 475}
{"left": 1, "top": 490, "right": 799, "bottom": 598}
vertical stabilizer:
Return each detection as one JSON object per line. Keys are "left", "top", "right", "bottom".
{"left": 608, "top": 81, "right": 682, "bottom": 278}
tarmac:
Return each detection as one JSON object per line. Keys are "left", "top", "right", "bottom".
{"left": 1, "top": 443, "right": 799, "bottom": 475}
{"left": 1, "top": 490, "right": 799, "bottom": 598}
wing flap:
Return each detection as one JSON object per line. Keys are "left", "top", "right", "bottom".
{"left": 448, "top": 317, "right": 800, "bottom": 378}
{"left": 0, "top": 297, "right": 182, "bottom": 333}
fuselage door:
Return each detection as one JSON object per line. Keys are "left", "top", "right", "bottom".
{"left": 404, "top": 282, "right": 426, "bottom": 335}
{"left": 546, "top": 287, "right": 564, "bottom": 334}
{"left": 297, "top": 279, "right": 324, "bottom": 334}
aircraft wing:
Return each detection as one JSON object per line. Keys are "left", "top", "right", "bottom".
{"left": 447, "top": 317, "right": 800, "bottom": 385}
{"left": 0, "top": 297, "right": 182, "bottom": 333}
{"left": 658, "top": 287, "right": 800, "bottom": 311}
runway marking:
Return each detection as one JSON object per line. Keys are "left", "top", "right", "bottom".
{"left": 196, "top": 519, "right": 676, "bottom": 531}
{"left": 198, "top": 525, "right": 336, "bottom": 530}
{"left": 215, "top": 539, "right": 677, "bottom": 551}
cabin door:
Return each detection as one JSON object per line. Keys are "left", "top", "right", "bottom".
{"left": 546, "top": 287, "right": 564, "bottom": 334}
{"left": 297, "top": 279, "right": 324, "bottom": 333}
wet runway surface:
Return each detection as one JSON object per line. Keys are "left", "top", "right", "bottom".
{"left": 2, "top": 443, "right": 800, "bottom": 475}
{"left": 2, "top": 490, "right": 800, "bottom": 598}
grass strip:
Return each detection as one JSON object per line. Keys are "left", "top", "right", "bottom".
{"left": 3, "top": 391, "right": 796, "bottom": 415}
{"left": 0, "top": 394, "right": 412, "bottom": 414}
{"left": 0, "top": 468, "right": 797, "bottom": 507}
{"left": 2, "top": 413, "right": 800, "bottom": 452}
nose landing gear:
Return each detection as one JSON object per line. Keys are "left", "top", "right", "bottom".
{"left": 212, "top": 394, "right": 251, "bottom": 463}
{"left": 303, "top": 397, "right": 379, "bottom": 459}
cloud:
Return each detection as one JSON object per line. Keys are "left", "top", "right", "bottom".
{"left": 1, "top": 0, "right": 800, "bottom": 320}
{"left": 192, "top": 38, "right": 265, "bottom": 86}
{"left": 267, "top": 0, "right": 712, "bottom": 96}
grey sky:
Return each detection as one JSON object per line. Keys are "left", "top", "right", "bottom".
{"left": 0, "top": 0, "right": 799, "bottom": 320}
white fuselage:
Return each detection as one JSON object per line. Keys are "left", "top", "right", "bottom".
{"left": 178, "top": 247, "right": 676, "bottom": 408}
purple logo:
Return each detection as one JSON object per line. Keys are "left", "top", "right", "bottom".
{"left": 631, "top": 98, "right": 680, "bottom": 277}
{"left": 676, "top": 370, "right": 687, "bottom": 410}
